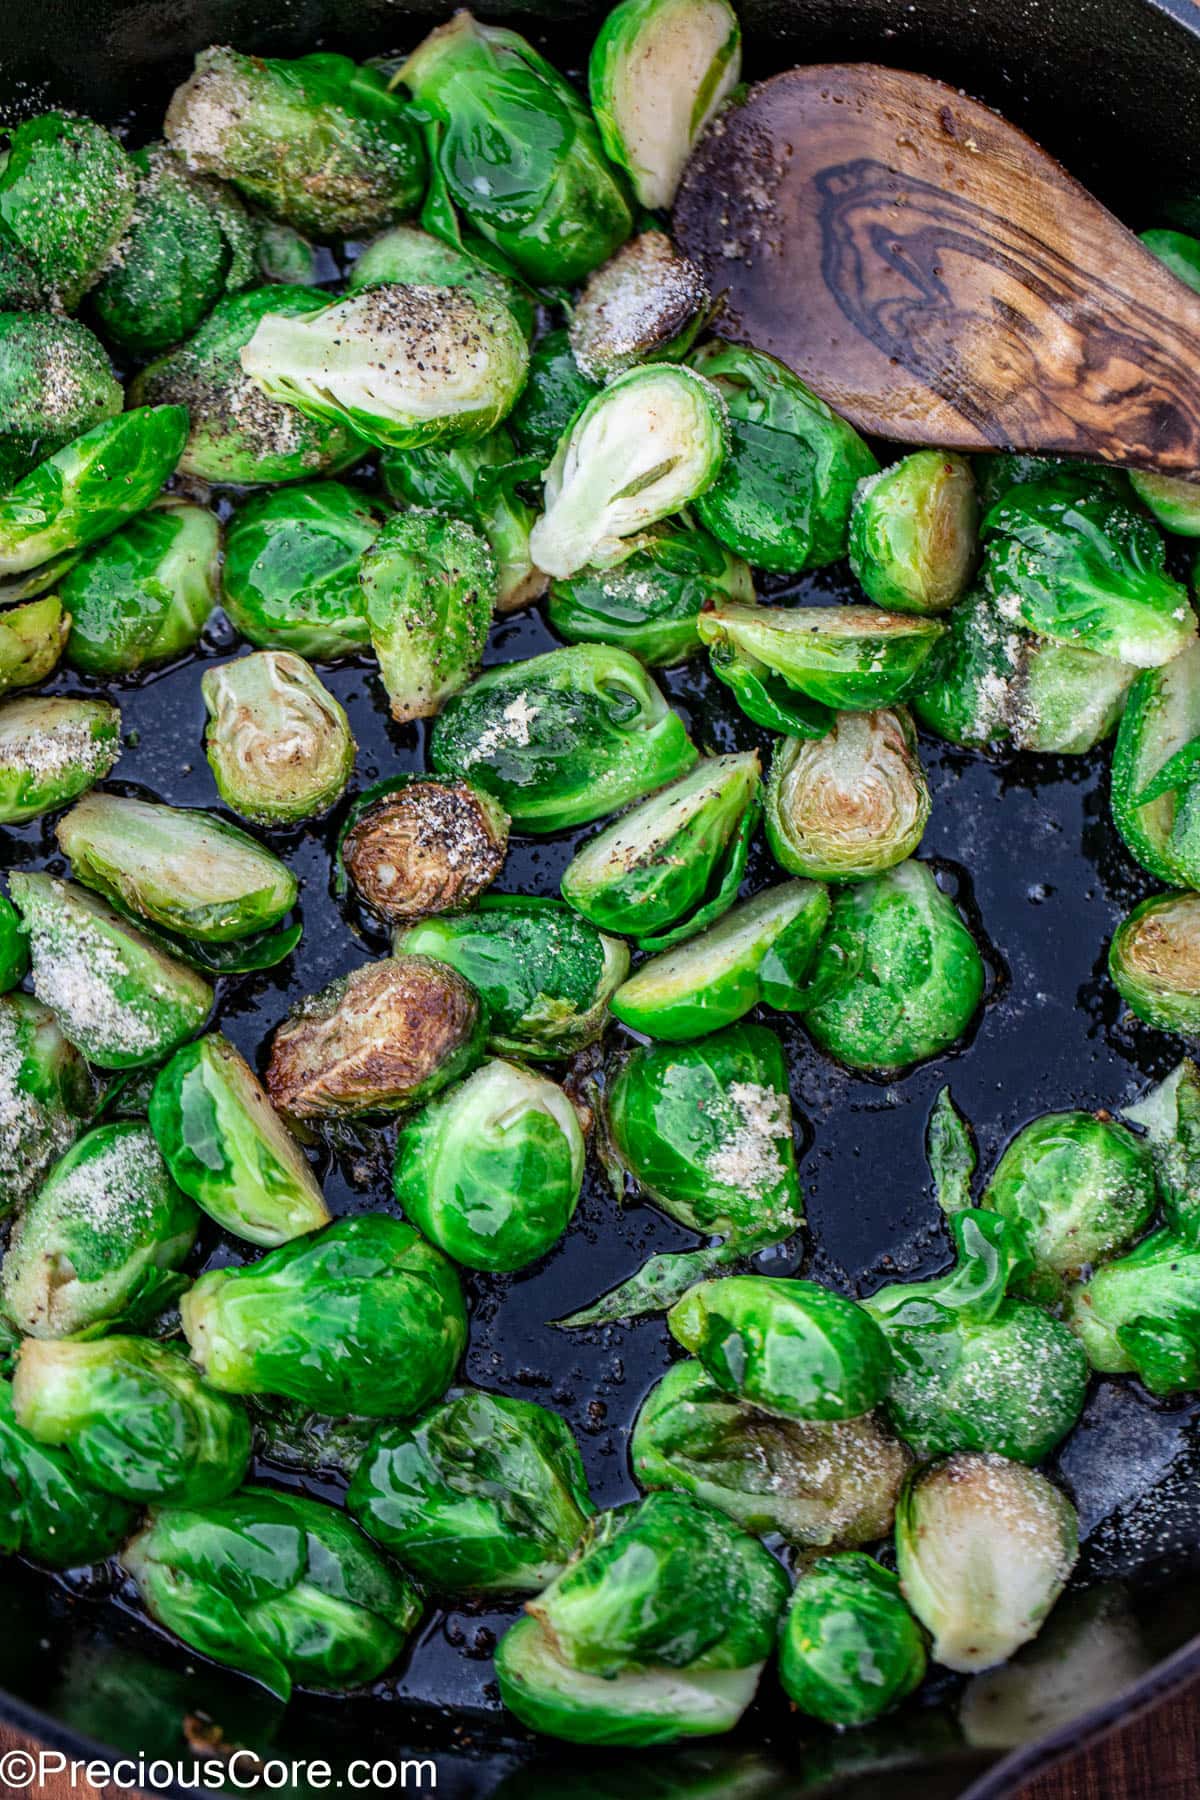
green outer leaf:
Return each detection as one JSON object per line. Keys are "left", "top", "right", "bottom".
{"left": 927, "top": 1086, "right": 976, "bottom": 1215}
{"left": 1112, "top": 641, "right": 1200, "bottom": 884}
{"left": 0, "top": 1379, "right": 135, "bottom": 1566}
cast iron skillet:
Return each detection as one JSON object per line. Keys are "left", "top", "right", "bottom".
{"left": 6, "top": 1, "right": 1200, "bottom": 1794}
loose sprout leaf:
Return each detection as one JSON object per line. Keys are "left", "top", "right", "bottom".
{"left": 554, "top": 1243, "right": 740, "bottom": 1329}
{"left": 927, "top": 1086, "right": 977, "bottom": 1215}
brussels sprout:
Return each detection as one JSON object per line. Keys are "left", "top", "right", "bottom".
{"left": 764, "top": 710, "right": 930, "bottom": 884}
{"left": 1128, "top": 471, "right": 1200, "bottom": 537}
{"left": 254, "top": 218, "right": 319, "bottom": 287}
{"left": 61, "top": 500, "right": 219, "bottom": 677}
{"left": 0, "top": 113, "right": 136, "bottom": 310}
{"left": 430, "top": 645, "right": 697, "bottom": 832}
{"left": 689, "top": 342, "right": 878, "bottom": 574}
{"left": 1141, "top": 226, "right": 1200, "bottom": 294}
{"left": 133, "top": 288, "right": 365, "bottom": 485}
{"left": 348, "top": 224, "right": 534, "bottom": 338}
{"left": 1110, "top": 641, "right": 1200, "bottom": 886}
{"left": 569, "top": 233, "right": 708, "bottom": 382}
{"left": 1, "top": 1120, "right": 198, "bottom": 1339}
{"left": 201, "top": 651, "right": 355, "bottom": 826}
{"left": 122, "top": 1486, "right": 421, "bottom": 1701}
{"left": 631, "top": 1360, "right": 909, "bottom": 1547}
{"left": 266, "top": 955, "right": 486, "bottom": 1122}
{"left": 1066, "top": 1226, "right": 1200, "bottom": 1394}
{"left": 393, "top": 1058, "right": 584, "bottom": 1272}
{"left": 610, "top": 880, "right": 830, "bottom": 1041}
{"left": 222, "top": 481, "right": 379, "bottom": 661}
{"left": 0, "top": 896, "right": 26, "bottom": 994}
{"left": 10, "top": 873, "right": 212, "bottom": 1070}
{"left": 359, "top": 510, "right": 495, "bottom": 721}
{"left": 669, "top": 1276, "right": 893, "bottom": 1422}
{"left": 529, "top": 365, "right": 728, "bottom": 580}
{"left": 509, "top": 329, "right": 602, "bottom": 465}
{"left": 347, "top": 1391, "right": 592, "bottom": 1592}
{"left": 849, "top": 453, "right": 978, "bottom": 616}
{"left": 982, "top": 470, "right": 1195, "bottom": 667}
{"left": 401, "top": 13, "right": 632, "bottom": 286}
{"left": 561, "top": 752, "right": 760, "bottom": 950}
{"left": 240, "top": 286, "right": 530, "bottom": 453}
{"left": 1010, "top": 635, "right": 1137, "bottom": 755}
{"left": 496, "top": 1493, "right": 787, "bottom": 1746}
{"left": 697, "top": 603, "right": 943, "bottom": 715}
{"left": 0, "top": 596, "right": 68, "bottom": 696}
{"left": 895, "top": 1454, "right": 1078, "bottom": 1672}
{"left": 341, "top": 777, "right": 509, "bottom": 924}
{"left": 779, "top": 1555, "right": 927, "bottom": 1726}
{"left": 1109, "top": 890, "right": 1200, "bottom": 1032}
{"left": 182, "top": 1214, "right": 466, "bottom": 1418}
{"left": 799, "top": 860, "right": 985, "bottom": 1075}
{"left": 150, "top": 1034, "right": 329, "bottom": 1247}
{"left": 0, "top": 232, "right": 44, "bottom": 311}
{"left": 394, "top": 896, "right": 627, "bottom": 1061}
{"left": 1121, "top": 1057, "right": 1200, "bottom": 1238}
{"left": 165, "top": 47, "right": 426, "bottom": 237}
{"left": 0, "top": 1378, "right": 135, "bottom": 1567}
{"left": 0, "top": 312, "right": 122, "bottom": 492}
{"left": 0, "top": 406, "right": 188, "bottom": 590}
{"left": 0, "top": 993, "right": 96, "bottom": 1216}
{"left": 547, "top": 520, "right": 753, "bottom": 667}
{"left": 0, "top": 695, "right": 120, "bottom": 826}
{"left": 13, "top": 1336, "right": 251, "bottom": 1507}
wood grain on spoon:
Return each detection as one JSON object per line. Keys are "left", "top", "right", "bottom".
{"left": 674, "top": 64, "right": 1200, "bottom": 475}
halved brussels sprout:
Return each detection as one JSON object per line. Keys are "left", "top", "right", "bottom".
{"left": 0, "top": 896, "right": 26, "bottom": 994}
{"left": 1121, "top": 1057, "right": 1200, "bottom": 1238}
{"left": 341, "top": 777, "right": 509, "bottom": 924}
{"left": 266, "top": 955, "right": 486, "bottom": 1122}
{"left": 0, "top": 312, "right": 122, "bottom": 492}
{"left": 165, "top": 47, "right": 426, "bottom": 236}
{"left": 0, "top": 1379, "right": 135, "bottom": 1568}
{"left": 347, "top": 1391, "right": 592, "bottom": 1592}
{"left": 764, "top": 710, "right": 930, "bottom": 883}
{"left": 430, "top": 644, "right": 697, "bottom": 832}
{"left": 569, "top": 233, "right": 708, "bottom": 382}
{"left": 1067, "top": 1225, "right": 1200, "bottom": 1393}
{"left": 394, "top": 896, "right": 627, "bottom": 1061}
{"left": 0, "top": 695, "right": 121, "bottom": 826}
{"left": 690, "top": 342, "right": 878, "bottom": 574}
{"left": 1010, "top": 635, "right": 1137, "bottom": 755}
{"left": 780, "top": 1555, "right": 927, "bottom": 1726}
{"left": 10, "top": 873, "right": 212, "bottom": 1070}
{"left": 849, "top": 452, "right": 978, "bottom": 615}
{"left": 394, "top": 1058, "right": 584, "bottom": 1272}
{"left": 895, "top": 1454, "right": 1078, "bottom": 1673}
{"left": 1110, "top": 640, "right": 1200, "bottom": 885}
{"left": 61, "top": 501, "right": 219, "bottom": 677}
{"left": 201, "top": 650, "right": 355, "bottom": 826}
{"left": 221, "top": 481, "right": 380, "bottom": 661}
{"left": 360, "top": 510, "right": 495, "bottom": 721}
{"left": 1129, "top": 470, "right": 1200, "bottom": 536}
{"left": 1, "top": 1120, "right": 198, "bottom": 1339}
{"left": 0, "top": 993, "right": 96, "bottom": 1216}
{"left": 182, "top": 1214, "right": 467, "bottom": 1418}
{"left": 588, "top": 0, "right": 741, "bottom": 210}
{"left": 13, "top": 1336, "right": 251, "bottom": 1507}
{"left": 348, "top": 224, "right": 534, "bottom": 339}
{"left": 508, "top": 329, "right": 601, "bottom": 465}
{"left": 1109, "top": 890, "right": 1200, "bottom": 1032}
{"left": 561, "top": 752, "right": 760, "bottom": 950}
{"left": 529, "top": 366, "right": 729, "bottom": 580}
{"left": 610, "top": 880, "right": 830, "bottom": 1041}
{"left": 0, "top": 112, "right": 136, "bottom": 309}
{"left": 0, "top": 596, "right": 68, "bottom": 697}
{"left": 697, "top": 604, "right": 944, "bottom": 713}
{"left": 151, "top": 1034, "right": 330, "bottom": 1247}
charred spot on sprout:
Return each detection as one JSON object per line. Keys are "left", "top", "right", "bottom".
{"left": 342, "top": 778, "right": 509, "bottom": 923}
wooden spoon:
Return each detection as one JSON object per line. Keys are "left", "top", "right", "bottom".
{"left": 673, "top": 64, "right": 1200, "bottom": 475}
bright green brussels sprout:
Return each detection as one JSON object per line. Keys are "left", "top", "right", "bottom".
{"left": 0, "top": 1378, "right": 135, "bottom": 1567}
{"left": 496, "top": 1493, "right": 788, "bottom": 1746}
{"left": 1, "top": 1120, "right": 198, "bottom": 1339}
{"left": 182, "top": 1214, "right": 467, "bottom": 1418}
{"left": 132, "top": 288, "right": 365, "bottom": 485}
{"left": 165, "top": 47, "right": 426, "bottom": 237}
{"left": 341, "top": 776, "right": 509, "bottom": 924}
{"left": 348, "top": 224, "right": 534, "bottom": 338}
{"left": 547, "top": 520, "right": 753, "bottom": 667}
{"left": 589, "top": 0, "right": 741, "bottom": 210}
{"left": 508, "top": 328, "right": 601, "bottom": 465}
{"left": 764, "top": 710, "right": 930, "bottom": 883}
{"left": 561, "top": 752, "right": 760, "bottom": 951}
{"left": 895, "top": 1453, "right": 1078, "bottom": 1672}
{"left": 862, "top": 1209, "right": 1089, "bottom": 1464}
{"left": 1110, "top": 640, "right": 1200, "bottom": 885}
{"left": 0, "top": 896, "right": 26, "bottom": 993}
{"left": 150, "top": 1034, "right": 330, "bottom": 1247}
{"left": 0, "top": 595, "right": 68, "bottom": 696}
{"left": 394, "top": 1059, "right": 584, "bottom": 1271}
{"left": 430, "top": 644, "right": 697, "bottom": 832}
{"left": 122, "top": 1486, "right": 422, "bottom": 1701}
{"left": 530, "top": 365, "right": 728, "bottom": 580}
{"left": 0, "top": 695, "right": 120, "bottom": 825}
{"left": 1010, "top": 634, "right": 1137, "bottom": 755}
{"left": 91, "top": 145, "right": 256, "bottom": 356}
{"left": 568, "top": 233, "right": 708, "bottom": 382}
{"left": 0, "top": 312, "right": 122, "bottom": 492}
{"left": 982, "top": 470, "right": 1195, "bottom": 668}
{"left": 697, "top": 603, "right": 943, "bottom": 714}
{"left": 201, "top": 650, "right": 355, "bottom": 826}
{"left": 689, "top": 342, "right": 878, "bottom": 574}
{"left": 221, "top": 481, "right": 379, "bottom": 660}
{"left": 1067, "top": 1226, "right": 1200, "bottom": 1393}
{"left": 0, "top": 992, "right": 96, "bottom": 1216}
{"left": 0, "top": 406, "right": 188, "bottom": 591}
{"left": 266, "top": 955, "right": 487, "bottom": 1122}
{"left": 394, "top": 895, "right": 626, "bottom": 1060}
{"left": 0, "top": 113, "right": 136, "bottom": 310}
{"left": 61, "top": 500, "right": 218, "bottom": 677}
{"left": 1109, "top": 890, "right": 1200, "bottom": 1032}
{"left": 849, "top": 452, "right": 978, "bottom": 616}
{"left": 12, "top": 1336, "right": 251, "bottom": 1507}
{"left": 799, "top": 860, "right": 985, "bottom": 1075}
{"left": 9, "top": 873, "right": 212, "bottom": 1070}
{"left": 610, "top": 880, "right": 830, "bottom": 1042}
{"left": 631, "top": 1360, "right": 910, "bottom": 1547}
{"left": 779, "top": 1554, "right": 927, "bottom": 1726}
{"left": 1121, "top": 1057, "right": 1200, "bottom": 1238}
{"left": 359, "top": 510, "right": 495, "bottom": 722}
{"left": 669, "top": 1276, "right": 893, "bottom": 1422}
{"left": 401, "top": 13, "right": 632, "bottom": 286}
{"left": 347, "top": 1391, "right": 592, "bottom": 1592}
